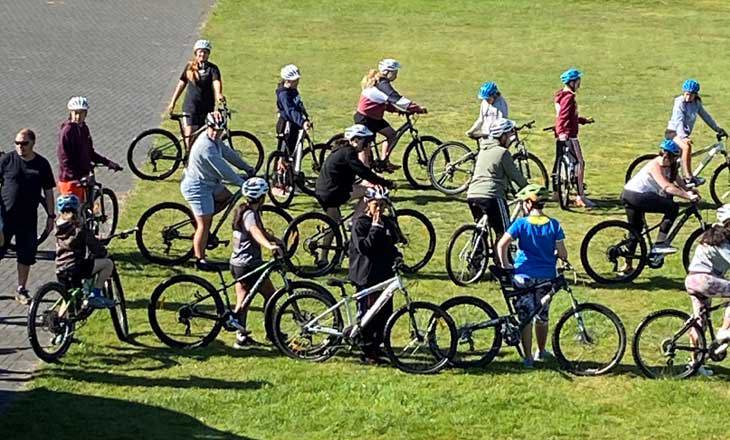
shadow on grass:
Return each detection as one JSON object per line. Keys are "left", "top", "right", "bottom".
{"left": 582, "top": 275, "right": 685, "bottom": 292}
{"left": 0, "top": 388, "right": 257, "bottom": 439}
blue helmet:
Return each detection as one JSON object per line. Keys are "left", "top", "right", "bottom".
{"left": 682, "top": 79, "right": 700, "bottom": 94}
{"left": 56, "top": 194, "right": 80, "bottom": 213}
{"left": 560, "top": 68, "right": 582, "bottom": 84}
{"left": 660, "top": 139, "right": 681, "bottom": 155}
{"left": 478, "top": 81, "right": 499, "bottom": 99}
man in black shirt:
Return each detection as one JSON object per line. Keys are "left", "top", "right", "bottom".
{"left": 0, "top": 129, "right": 56, "bottom": 304}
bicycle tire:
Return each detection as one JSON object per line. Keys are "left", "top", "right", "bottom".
{"left": 148, "top": 274, "right": 225, "bottom": 349}
{"left": 580, "top": 220, "right": 647, "bottom": 284}
{"left": 106, "top": 269, "right": 129, "bottom": 342}
{"left": 710, "top": 162, "right": 730, "bottom": 207}
{"left": 395, "top": 208, "right": 436, "bottom": 273}
{"left": 259, "top": 204, "right": 294, "bottom": 241}
{"left": 552, "top": 302, "right": 627, "bottom": 376}
{"left": 136, "top": 202, "right": 196, "bottom": 266}
{"left": 27, "top": 282, "right": 75, "bottom": 363}
{"left": 226, "top": 130, "right": 265, "bottom": 175}
{"left": 632, "top": 309, "right": 704, "bottom": 379}
{"left": 428, "top": 141, "right": 474, "bottom": 196}
{"left": 556, "top": 159, "right": 571, "bottom": 210}
{"left": 263, "top": 280, "right": 336, "bottom": 343}
{"left": 624, "top": 153, "right": 656, "bottom": 183}
{"left": 445, "top": 224, "right": 490, "bottom": 286}
{"left": 439, "top": 296, "right": 502, "bottom": 368}
{"left": 383, "top": 301, "right": 457, "bottom": 374}
{"left": 265, "top": 151, "right": 296, "bottom": 209}
{"left": 403, "top": 135, "right": 442, "bottom": 189}
{"left": 283, "top": 211, "right": 344, "bottom": 278}
{"left": 127, "top": 128, "right": 183, "bottom": 181}
{"left": 682, "top": 225, "right": 709, "bottom": 273}
{"left": 91, "top": 187, "right": 119, "bottom": 240}
{"left": 299, "top": 143, "right": 328, "bottom": 197}
{"left": 513, "top": 151, "right": 549, "bottom": 188}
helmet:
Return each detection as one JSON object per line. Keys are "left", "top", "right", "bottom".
{"left": 560, "top": 68, "right": 582, "bottom": 84}
{"left": 718, "top": 204, "right": 730, "bottom": 224}
{"left": 280, "top": 64, "right": 301, "bottom": 81}
{"left": 364, "top": 186, "right": 390, "bottom": 201}
{"left": 205, "top": 112, "right": 227, "bottom": 130}
{"left": 660, "top": 139, "right": 681, "bottom": 155}
{"left": 241, "top": 177, "right": 269, "bottom": 200}
{"left": 67, "top": 96, "right": 89, "bottom": 111}
{"left": 56, "top": 194, "right": 80, "bottom": 213}
{"left": 478, "top": 81, "right": 499, "bottom": 99}
{"left": 682, "top": 79, "right": 700, "bottom": 94}
{"left": 378, "top": 58, "right": 401, "bottom": 73}
{"left": 488, "top": 118, "right": 516, "bottom": 138}
{"left": 516, "top": 184, "right": 551, "bottom": 202}
{"left": 344, "top": 124, "right": 373, "bottom": 140}
{"left": 193, "top": 39, "right": 212, "bottom": 52}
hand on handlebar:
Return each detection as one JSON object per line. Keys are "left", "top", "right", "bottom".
{"left": 718, "top": 128, "right": 728, "bottom": 140}
{"left": 688, "top": 191, "right": 701, "bottom": 203}
{"left": 585, "top": 117, "right": 595, "bottom": 124}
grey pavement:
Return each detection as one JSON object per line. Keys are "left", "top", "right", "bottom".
{"left": 0, "top": 0, "right": 214, "bottom": 406}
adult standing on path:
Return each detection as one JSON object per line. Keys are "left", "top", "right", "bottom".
{"left": 167, "top": 39, "right": 224, "bottom": 152}
{"left": 0, "top": 129, "right": 56, "bottom": 304}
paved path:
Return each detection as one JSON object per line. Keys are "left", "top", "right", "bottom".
{"left": 0, "top": 0, "right": 214, "bottom": 406}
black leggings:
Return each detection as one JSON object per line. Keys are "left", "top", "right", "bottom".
{"left": 621, "top": 190, "right": 678, "bottom": 236}
{"left": 467, "top": 197, "right": 510, "bottom": 239}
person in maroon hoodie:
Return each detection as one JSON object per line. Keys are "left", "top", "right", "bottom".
{"left": 553, "top": 69, "right": 594, "bottom": 208}
{"left": 57, "top": 96, "right": 122, "bottom": 202}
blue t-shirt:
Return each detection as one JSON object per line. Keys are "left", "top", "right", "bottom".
{"left": 507, "top": 215, "right": 565, "bottom": 279}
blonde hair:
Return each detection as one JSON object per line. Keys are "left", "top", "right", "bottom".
{"left": 361, "top": 69, "right": 386, "bottom": 89}
{"left": 185, "top": 55, "right": 201, "bottom": 83}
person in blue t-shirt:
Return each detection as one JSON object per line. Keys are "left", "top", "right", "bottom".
{"left": 496, "top": 184, "right": 567, "bottom": 368}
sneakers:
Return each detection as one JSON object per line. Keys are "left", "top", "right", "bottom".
{"left": 650, "top": 242, "right": 678, "bottom": 255}
{"left": 315, "top": 258, "right": 329, "bottom": 269}
{"left": 716, "top": 328, "right": 730, "bottom": 343}
{"left": 685, "top": 176, "right": 705, "bottom": 187}
{"left": 574, "top": 196, "right": 596, "bottom": 208}
{"left": 86, "top": 288, "right": 116, "bottom": 309}
{"left": 696, "top": 365, "right": 714, "bottom": 377}
{"left": 233, "top": 331, "right": 262, "bottom": 349}
{"left": 534, "top": 350, "right": 554, "bottom": 362}
{"left": 15, "top": 286, "right": 30, "bottom": 305}
{"left": 522, "top": 357, "right": 535, "bottom": 368}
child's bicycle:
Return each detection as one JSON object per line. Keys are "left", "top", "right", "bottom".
{"left": 26, "top": 228, "right": 135, "bottom": 362}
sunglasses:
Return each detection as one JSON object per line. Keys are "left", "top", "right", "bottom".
{"left": 15, "top": 141, "right": 30, "bottom": 147}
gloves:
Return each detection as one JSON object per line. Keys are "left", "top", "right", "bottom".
{"left": 718, "top": 127, "right": 728, "bottom": 138}
{"left": 108, "top": 161, "right": 123, "bottom": 172}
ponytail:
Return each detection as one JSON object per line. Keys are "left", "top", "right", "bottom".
{"left": 699, "top": 223, "right": 730, "bottom": 246}
{"left": 361, "top": 69, "right": 384, "bottom": 89}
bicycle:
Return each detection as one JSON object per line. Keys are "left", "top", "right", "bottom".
{"left": 26, "top": 228, "right": 135, "bottom": 363}
{"left": 427, "top": 120, "right": 548, "bottom": 196}
{"left": 135, "top": 189, "right": 293, "bottom": 266}
{"left": 78, "top": 166, "right": 119, "bottom": 240}
{"left": 439, "top": 263, "right": 627, "bottom": 375}
{"left": 580, "top": 200, "right": 709, "bottom": 284}
{"left": 148, "top": 255, "right": 335, "bottom": 349}
{"left": 126, "top": 101, "right": 265, "bottom": 181}
{"left": 265, "top": 128, "right": 329, "bottom": 208}
{"left": 546, "top": 122, "right": 594, "bottom": 210}
{"left": 632, "top": 301, "right": 730, "bottom": 379}
{"left": 282, "top": 195, "right": 436, "bottom": 278}
{"left": 624, "top": 132, "right": 730, "bottom": 207}
{"left": 271, "top": 259, "right": 457, "bottom": 374}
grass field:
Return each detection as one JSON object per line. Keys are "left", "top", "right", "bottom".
{"left": 4, "top": 0, "right": 730, "bottom": 438}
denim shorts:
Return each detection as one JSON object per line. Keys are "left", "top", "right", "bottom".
{"left": 180, "top": 179, "right": 223, "bottom": 216}
{"left": 513, "top": 275, "right": 552, "bottom": 323}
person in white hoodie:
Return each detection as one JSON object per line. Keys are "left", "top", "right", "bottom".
{"left": 465, "top": 81, "right": 508, "bottom": 139}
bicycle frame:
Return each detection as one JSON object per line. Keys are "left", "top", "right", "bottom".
{"left": 370, "top": 114, "right": 417, "bottom": 162}
{"left": 690, "top": 140, "right": 728, "bottom": 177}
{"left": 660, "top": 300, "right": 730, "bottom": 363}
{"left": 640, "top": 202, "right": 705, "bottom": 249}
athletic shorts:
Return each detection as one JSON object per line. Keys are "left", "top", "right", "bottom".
{"left": 354, "top": 112, "right": 390, "bottom": 133}
{"left": 0, "top": 211, "right": 39, "bottom": 266}
{"left": 231, "top": 262, "right": 266, "bottom": 287}
{"left": 57, "top": 180, "right": 87, "bottom": 202}
{"left": 513, "top": 275, "right": 552, "bottom": 323}
{"left": 180, "top": 179, "right": 225, "bottom": 216}
{"left": 56, "top": 258, "right": 95, "bottom": 288}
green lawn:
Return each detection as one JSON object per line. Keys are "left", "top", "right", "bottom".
{"left": 4, "top": 0, "right": 730, "bottom": 438}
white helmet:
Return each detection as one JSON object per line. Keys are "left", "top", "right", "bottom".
{"left": 193, "top": 39, "right": 212, "bottom": 52}
{"left": 344, "top": 124, "right": 373, "bottom": 140}
{"left": 378, "top": 58, "right": 401, "bottom": 73}
{"left": 67, "top": 96, "right": 89, "bottom": 111}
{"left": 205, "top": 112, "right": 228, "bottom": 130}
{"left": 717, "top": 204, "right": 730, "bottom": 224}
{"left": 488, "top": 118, "right": 516, "bottom": 138}
{"left": 364, "top": 186, "right": 390, "bottom": 201}
{"left": 242, "top": 177, "right": 269, "bottom": 200}
{"left": 280, "top": 64, "right": 301, "bottom": 81}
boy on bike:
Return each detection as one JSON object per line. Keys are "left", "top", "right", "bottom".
{"left": 465, "top": 81, "right": 508, "bottom": 138}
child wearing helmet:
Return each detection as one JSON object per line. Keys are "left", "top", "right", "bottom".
{"left": 465, "top": 81, "right": 509, "bottom": 139}
{"left": 684, "top": 204, "right": 730, "bottom": 376}
{"left": 54, "top": 195, "right": 115, "bottom": 309}
{"left": 228, "top": 177, "right": 283, "bottom": 348}
{"left": 276, "top": 64, "right": 310, "bottom": 154}
{"left": 666, "top": 79, "right": 727, "bottom": 187}
{"left": 553, "top": 68, "right": 594, "bottom": 208}
{"left": 496, "top": 184, "right": 567, "bottom": 368}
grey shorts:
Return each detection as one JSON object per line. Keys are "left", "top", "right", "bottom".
{"left": 180, "top": 179, "right": 225, "bottom": 216}
{"left": 513, "top": 275, "right": 552, "bottom": 323}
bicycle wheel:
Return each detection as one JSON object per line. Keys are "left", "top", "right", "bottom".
{"left": 710, "top": 163, "right": 730, "bottom": 207}
{"left": 299, "top": 143, "right": 328, "bottom": 196}
{"left": 403, "top": 135, "right": 442, "bottom": 189}
{"left": 580, "top": 220, "right": 647, "bottom": 284}
{"left": 383, "top": 301, "right": 457, "bottom": 374}
{"left": 266, "top": 151, "right": 295, "bottom": 208}
{"left": 104, "top": 269, "right": 129, "bottom": 342}
{"left": 27, "top": 282, "right": 75, "bottom": 362}
{"left": 632, "top": 309, "right": 704, "bottom": 379}
{"left": 148, "top": 274, "right": 224, "bottom": 349}
{"left": 272, "top": 290, "right": 343, "bottom": 362}
{"left": 552, "top": 303, "right": 627, "bottom": 376}
{"left": 225, "top": 130, "right": 265, "bottom": 175}
{"left": 428, "top": 141, "right": 474, "bottom": 195}
{"left": 513, "top": 151, "right": 549, "bottom": 188}
{"left": 127, "top": 128, "right": 183, "bottom": 181}
{"left": 439, "top": 296, "right": 502, "bottom": 368}
{"left": 259, "top": 205, "right": 293, "bottom": 242}
{"left": 91, "top": 187, "right": 119, "bottom": 240}
{"left": 624, "top": 153, "right": 656, "bottom": 183}
{"left": 445, "top": 224, "right": 490, "bottom": 286}
{"left": 136, "top": 202, "right": 196, "bottom": 266}
{"left": 682, "top": 225, "right": 708, "bottom": 273}
{"left": 263, "top": 280, "right": 336, "bottom": 343}
{"left": 395, "top": 208, "right": 436, "bottom": 273}
{"left": 556, "top": 159, "right": 571, "bottom": 210}
{"left": 283, "top": 212, "right": 343, "bottom": 278}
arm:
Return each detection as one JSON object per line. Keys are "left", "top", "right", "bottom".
{"left": 555, "top": 94, "right": 574, "bottom": 140}
{"left": 277, "top": 89, "right": 307, "bottom": 127}
{"left": 670, "top": 99, "right": 689, "bottom": 139}
{"left": 203, "top": 147, "right": 246, "bottom": 186}
{"left": 649, "top": 163, "right": 694, "bottom": 200}
{"left": 249, "top": 223, "right": 279, "bottom": 252}
{"left": 167, "top": 79, "right": 187, "bottom": 113}
{"left": 380, "top": 81, "right": 424, "bottom": 113}
{"left": 58, "top": 127, "right": 78, "bottom": 178}
{"left": 502, "top": 151, "right": 529, "bottom": 189}
{"left": 346, "top": 149, "right": 389, "bottom": 186}
{"left": 698, "top": 102, "right": 721, "bottom": 132}
{"left": 221, "top": 142, "right": 254, "bottom": 176}
{"left": 556, "top": 240, "right": 568, "bottom": 261}
{"left": 85, "top": 229, "right": 108, "bottom": 258}
{"left": 496, "top": 232, "right": 514, "bottom": 268}
{"left": 352, "top": 217, "right": 386, "bottom": 256}
{"left": 43, "top": 187, "right": 55, "bottom": 233}
{"left": 465, "top": 101, "right": 487, "bottom": 137}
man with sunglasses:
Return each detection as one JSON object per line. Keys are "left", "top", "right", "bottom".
{"left": 0, "top": 129, "right": 56, "bottom": 304}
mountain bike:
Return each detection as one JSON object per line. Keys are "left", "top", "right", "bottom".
{"left": 136, "top": 191, "right": 292, "bottom": 266}
{"left": 282, "top": 196, "right": 436, "bottom": 278}
{"left": 26, "top": 228, "right": 135, "bottom": 363}
{"left": 545, "top": 122, "right": 594, "bottom": 210}
{"left": 624, "top": 132, "right": 729, "bottom": 206}
{"left": 427, "top": 120, "right": 548, "bottom": 196}
{"left": 440, "top": 263, "right": 626, "bottom": 375}
{"left": 78, "top": 167, "right": 119, "bottom": 240}
{"left": 148, "top": 255, "right": 334, "bottom": 348}
{"left": 127, "top": 101, "right": 264, "bottom": 181}
{"left": 633, "top": 301, "right": 730, "bottom": 379}
{"left": 271, "top": 259, "right": 457, "bottom": 374}
{"left": 580, "top": 200, "right": 708, "bottom": 284}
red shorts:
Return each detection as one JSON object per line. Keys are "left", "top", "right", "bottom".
{"left": 57, "top": 181, "right": 86, "bottom": 202}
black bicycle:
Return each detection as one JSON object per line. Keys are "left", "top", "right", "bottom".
{"left": 78, "top": 167, "right": 119, "bottom": 240}
{"left": 440, "top": 264, "right": 626, "bottom": 375}
{"left": 546, "top": 121, "right": 594, "bottom": 210}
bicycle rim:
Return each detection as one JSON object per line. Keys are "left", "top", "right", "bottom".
{"left": 633, "top": 310, "right": 704, "bottom": 379}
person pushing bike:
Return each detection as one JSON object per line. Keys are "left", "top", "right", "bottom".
{"left": 465, "top": 81, "right": 508, "bottom": 139}
{"left": 273, "top": 64, "right": 310, "bottom": 196}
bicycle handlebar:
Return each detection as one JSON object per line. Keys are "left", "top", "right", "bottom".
{"left": 516, "top": 120, "right": 536, "bottom": 131}
{"left": 100, "top": 227, "right": 138, "bottom": 245}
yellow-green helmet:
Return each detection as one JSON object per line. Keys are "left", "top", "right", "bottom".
{"left": 516, "top": 184, "right": 550, "bottom": 202}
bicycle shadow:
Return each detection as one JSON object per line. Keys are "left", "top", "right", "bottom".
{"left": 582, "top": 275, "right": 685, "bottom": 292}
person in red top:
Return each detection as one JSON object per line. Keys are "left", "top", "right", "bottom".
{"left": 57, "top": 96, "right": 122, "bottom": 201}
{"left": 553, "top": 69, "right": 594, "bottom": 208}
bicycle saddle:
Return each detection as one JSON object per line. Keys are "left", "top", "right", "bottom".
{"left": 195, "top": 260, "right": 228, "bottom": 273}
{"left": 170, "top": 113, "right": 191, "bottom": 122}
